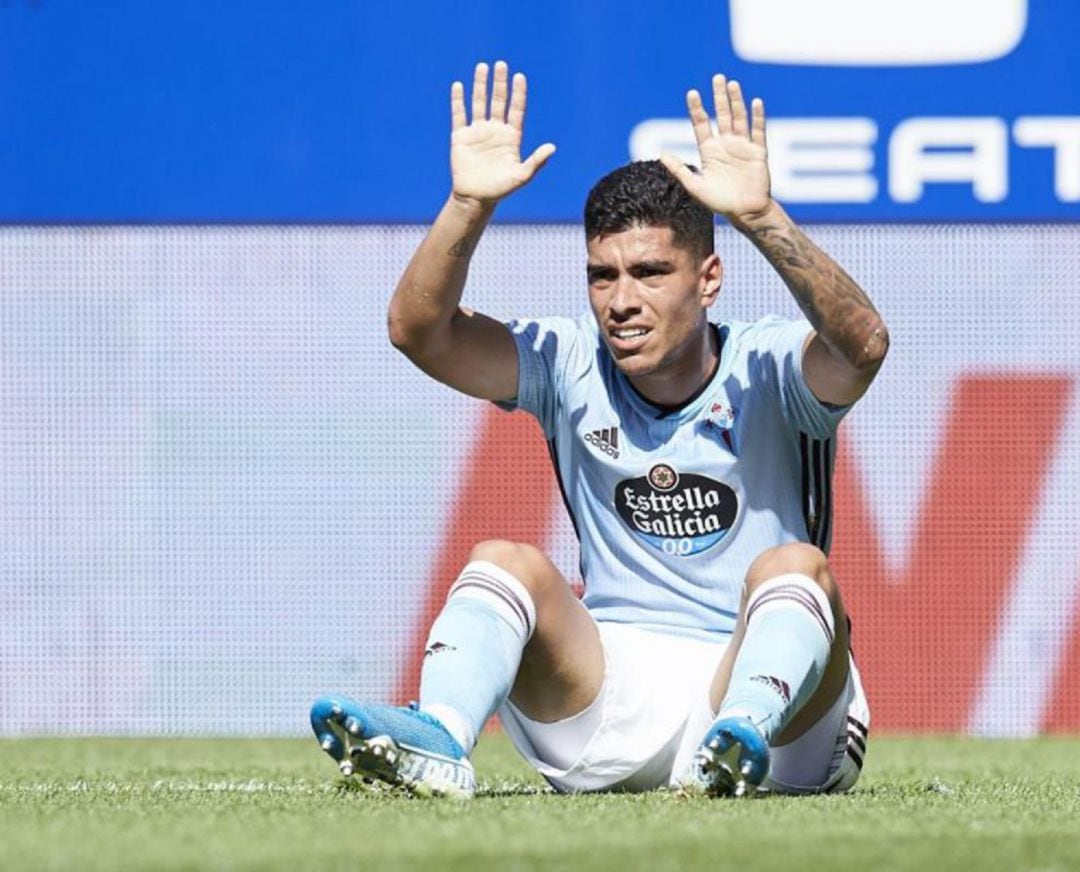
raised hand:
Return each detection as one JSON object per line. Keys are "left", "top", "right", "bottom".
{"left": 660, "top": 75, "right": 771, "bottom": 225}
{"left": 450, "top": 61, "right": 556, "bottom": 206}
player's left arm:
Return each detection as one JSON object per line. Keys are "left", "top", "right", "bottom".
{"left": 660, "top": 75, "right": 889, "bottom": 406}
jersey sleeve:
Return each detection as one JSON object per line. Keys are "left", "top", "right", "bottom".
{"left": 753, "top": 315, "right": 851, "bottom": 437}
{"left": 494, "top": 315, "right": 588, "bottom": 437}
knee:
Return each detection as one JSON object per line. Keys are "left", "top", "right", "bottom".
{"left": 467, "top": 539, "right": 556, "bottom": 602}
{"left": 745, "top": 542, "right": 838, "bottom": 603}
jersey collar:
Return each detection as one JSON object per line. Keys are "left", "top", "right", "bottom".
{"left": 616, "top": 323, "right": 730, "bottom": 423}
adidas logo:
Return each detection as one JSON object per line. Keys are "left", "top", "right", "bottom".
{"left": 750, "top": 674, "right": 792, "bottom": 704}
{"left": 584, "top": 426, "right": 620, "bottom": 459}
{"left": 424, "top": 641, "right": 456, "bottom": 659}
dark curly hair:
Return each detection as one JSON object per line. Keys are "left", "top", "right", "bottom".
{"left": 584, "top": 160, "right": 714, "bottom": 260}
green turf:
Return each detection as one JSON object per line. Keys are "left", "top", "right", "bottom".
{"left": 1, "top": 735, "right": 1078, "bottom": 871}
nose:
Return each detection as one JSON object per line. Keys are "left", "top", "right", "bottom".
{"left": 609, "top": 275, "right": 640, "bottom": 318}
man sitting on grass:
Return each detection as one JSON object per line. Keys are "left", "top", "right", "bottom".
{"left": 311, "top": 60, "right": 886, "bottom": 798}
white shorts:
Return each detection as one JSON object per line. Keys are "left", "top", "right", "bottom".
{"left": 499, "top": 621, "right": 870, "bottom": 794}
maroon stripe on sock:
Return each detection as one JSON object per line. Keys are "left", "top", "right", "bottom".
{"left": 747, "top": 586, "right": 834, "bottom": 645}
{"left": 451, "top": 581, "right": 530, "bottom": 636}
{"left": 456, "top": 570, "right": 533, "bottom": 637}
{"left": 747, "top": 583, "right": 825, "bottom": 621}
{"left": 752, "top": 593, "right": 832, "bottom": 645}
{"left": 748, "top": 583, "right": 827, "bottom": 623}
{"left": 451, "top": 572, "right": 532, "bottom": 637}
{"left": 750, "top": 584, "right": 833, "bottom": 641}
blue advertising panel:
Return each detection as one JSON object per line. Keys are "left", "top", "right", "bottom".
{"left": 0, "top": 0, "right": 1077, "bottom": 222}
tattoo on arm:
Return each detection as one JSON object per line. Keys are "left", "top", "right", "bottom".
{"left": 447, "top": 235, "right": 474, "bottom": 258}
{"left": 748, "top": 221, "right": 887, "bottom": 368}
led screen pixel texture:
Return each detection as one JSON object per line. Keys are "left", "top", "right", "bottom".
{"left": 1, "top": 224, "right": 1078, "bottom": 735}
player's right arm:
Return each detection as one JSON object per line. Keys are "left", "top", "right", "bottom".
{"left": 388, "top": 61, "right": 556, "bottom": 402}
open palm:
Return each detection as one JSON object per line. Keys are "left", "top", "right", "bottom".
{"left": 660, "top": 75, "right": 771, "bottom": 223}
{"left": 451, "top": 61, "right": 556, "bottom": 204}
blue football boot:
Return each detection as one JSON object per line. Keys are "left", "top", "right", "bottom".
{"left": 310, "top": 695, "right": 475, "bottom": 798}
{"left": 691, "top": 716, "right": 770, "bottom": 797}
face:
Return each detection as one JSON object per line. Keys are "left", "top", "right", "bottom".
{"left": 586, "top": 224, "right": 722, "bottom": 386}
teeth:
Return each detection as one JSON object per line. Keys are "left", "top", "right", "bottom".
{"left": 614, "top": 328, "right": 648, "bottom": 339}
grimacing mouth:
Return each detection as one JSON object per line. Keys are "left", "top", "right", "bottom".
{"left": 611, "top": 326, "right": 651, "bottom": 339}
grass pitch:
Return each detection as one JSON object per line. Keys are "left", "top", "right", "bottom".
{"left": 1, "top": 735, "right": 1078, "bottom": 871}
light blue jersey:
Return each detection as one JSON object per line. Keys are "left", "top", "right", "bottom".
{"left": 501, "top": 313, "right": 849, "bottom": 641}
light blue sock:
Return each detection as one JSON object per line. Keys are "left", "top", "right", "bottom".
{"left": 419, "top": 560, "right": 536, "bottom": 755}
{"left": 717, "top": 573, "right": 835, "bottom": 743}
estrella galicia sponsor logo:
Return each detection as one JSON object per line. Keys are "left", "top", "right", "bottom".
{"left": 615, "top": 463, "right": 738, "bottom": 557}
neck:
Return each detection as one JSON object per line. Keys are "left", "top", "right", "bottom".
{"left": 628, "top": 323, "right": 719, "bottom": 411}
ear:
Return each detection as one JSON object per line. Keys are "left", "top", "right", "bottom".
{"left": 699, "top": 253, "right": 722, "bottom": 308}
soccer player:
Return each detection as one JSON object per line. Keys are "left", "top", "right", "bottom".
{"left": 311, "top": 61, "right": 887, "bottom": 798}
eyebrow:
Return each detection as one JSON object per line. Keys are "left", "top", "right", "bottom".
{"left": 629, "top": 259, "right": 676, "bottom": 272}
{"left": 586, "top": 259, "right": 676, "bottom": 276}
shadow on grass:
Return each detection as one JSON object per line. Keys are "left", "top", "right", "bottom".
{"left": 328, "top": 776, "right": 817, "bottom": 802}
